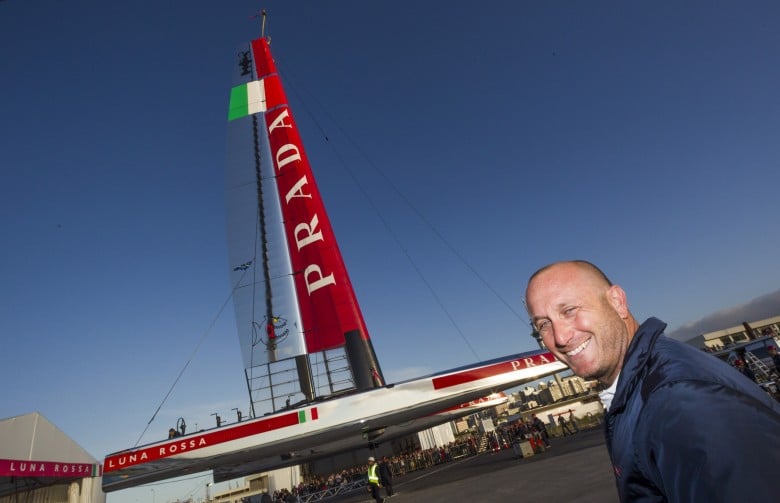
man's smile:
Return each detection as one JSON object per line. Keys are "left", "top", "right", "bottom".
{"left": 566, "top": 337, "right": 591, "bottom": 357}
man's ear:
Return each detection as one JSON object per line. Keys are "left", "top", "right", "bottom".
{"left": 606, "top": 285, "right": 630, "bottom": 318}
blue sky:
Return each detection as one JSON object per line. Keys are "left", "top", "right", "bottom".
{"left": 2, "top": 1, "right": 779, "bottom": 502}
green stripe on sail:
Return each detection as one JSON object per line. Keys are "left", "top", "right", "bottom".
{"left": 228, "top": 83, "right": 250, "bottom": 121}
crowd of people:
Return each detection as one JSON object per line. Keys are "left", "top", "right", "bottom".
{"left": 729, "top": 346, "right": 780, "bottom": 399}
{"left": 297, "top": 435, "right": 480, "bottom": 495}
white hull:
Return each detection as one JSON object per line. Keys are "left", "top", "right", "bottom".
{"left": 103, "top": 350, "right": 563, "bottom": 491}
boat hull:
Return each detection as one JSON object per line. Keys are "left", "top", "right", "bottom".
{"left": 102, "top": 350, "right": 564, "bottom": 491}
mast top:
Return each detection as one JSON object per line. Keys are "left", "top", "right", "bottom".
{"left": 251, "top": 9, "right": 268, "bottom": 39}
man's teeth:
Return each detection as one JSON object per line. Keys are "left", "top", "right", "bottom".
{"left": 567, "top": 339, "right": 590, "bottom": 357}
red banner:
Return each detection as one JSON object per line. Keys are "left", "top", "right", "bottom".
{"left": 250, "top": 38, "right": 371, "bottom": 353}
{"left": 0, "top": 459, "right": 100, "bottom": 478}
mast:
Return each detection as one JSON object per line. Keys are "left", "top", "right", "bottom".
{"left": 226, "top": 29, "right": 384, "bottom": 416}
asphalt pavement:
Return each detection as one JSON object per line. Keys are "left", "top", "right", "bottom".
{"left": 339, "top": 427, "right": 618, "bottom": 503}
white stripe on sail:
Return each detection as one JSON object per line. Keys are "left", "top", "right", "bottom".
{"left": 246, "top": 80, "right": 267, "bottom": 115}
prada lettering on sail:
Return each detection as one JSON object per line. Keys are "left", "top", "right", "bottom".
{"left": 268, "top": 107, "right": 335, "bottom": 295}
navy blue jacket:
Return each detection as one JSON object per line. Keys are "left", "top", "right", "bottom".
{"left": 604, "top": 318, "right": 780, "bottom": 502}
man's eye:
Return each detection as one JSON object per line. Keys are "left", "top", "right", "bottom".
{"left": 563, "top": 307, "right": 578, "bottom": 318}
{"left": 536, "top": 320, "right": 551, "bottom": 332}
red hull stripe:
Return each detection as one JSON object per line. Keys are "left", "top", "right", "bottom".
{"left": 431, "top": 353, "right": 556, "bottom": 390}
{"left": 104, "top": 407, "right": 319, "bottom": 472}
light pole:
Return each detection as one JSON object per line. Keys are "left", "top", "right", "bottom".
{"left": 206, "top": 482, "right": 213, "bottom": 502}
{"left": 150, "top": 488, "right": 155, "bottom": 503}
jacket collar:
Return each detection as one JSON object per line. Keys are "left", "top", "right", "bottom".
{"left": 609, "top": 317, "right": 667, "bottom": 413}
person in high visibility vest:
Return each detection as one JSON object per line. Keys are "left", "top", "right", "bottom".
{"left": 366, "top": 456, "right": 384, "bottom": 502}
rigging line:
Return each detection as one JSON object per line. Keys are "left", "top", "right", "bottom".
{"left": 338, "top": 142, "right": 480, "bottom": 360}
{"left": 279, "top": 72, "right": 479, "bottom": 361}
{"left": 278, "top": 67, "right": 528, "bottom": 325}
{"left": 133, "top": 269, "right": 251, "bottom": 448}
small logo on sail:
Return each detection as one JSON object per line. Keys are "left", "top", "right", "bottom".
{"left": 238, "top": 50, "right": 252, "bottom": 76}
{"left": 233, "top": 260, "right": 253, "bottom": 271}
{"left": 253, "top": 316, "right": 290, "bottom": 351}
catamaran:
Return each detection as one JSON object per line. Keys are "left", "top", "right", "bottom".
{"left": 102, "top": 25, "right": 565, "bottom": 492}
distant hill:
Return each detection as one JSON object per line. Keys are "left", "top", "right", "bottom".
{"left": 667, "top": 289, "right": 780, "bottom": 343}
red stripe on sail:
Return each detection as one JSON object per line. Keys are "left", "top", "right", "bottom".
{"left": 431, "top": 353, "right": 558, "bottom": 390}
{"left": 250, "top": 38, "right": 372, "bottom": 352}
{"left": 252, "top": 38, "right": 277, "bottom": 78}
{"left": 262, "top": 74, "right": 285, "bottom": 110}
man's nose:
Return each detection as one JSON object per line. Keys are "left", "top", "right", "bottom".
{"left": 551, "top": 320, "right": 574, "bottom": 347}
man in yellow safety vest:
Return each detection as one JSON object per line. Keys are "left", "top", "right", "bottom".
{"left": 366, "top": 456, "right": 384, "bottom": 503}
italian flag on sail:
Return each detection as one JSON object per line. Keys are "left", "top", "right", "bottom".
{"left": 298, "top": 407, "right": 319, "bottom": 424}
{"left": 228, "top": 75, "right": 284, "bottom": 121}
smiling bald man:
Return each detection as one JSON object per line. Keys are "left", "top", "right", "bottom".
{"left": 525, "top": 260, "right": 780, "bottom": 502}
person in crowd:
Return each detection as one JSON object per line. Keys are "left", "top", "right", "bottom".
{"left": 557, "top": 415, "right": 573, "bottom": 436}
{"left": 378, "top": 456, "right": 394, "bottom": 497}
{"left": 366, "top": 456, "right": 384, "bottom": 503}
{"left": 525, "top": 260, "right": 780, "bottom": 502}
{"left": 568, "top": 409, "right": 579, "bottom": 433}
{"left": 733, "top": 358, "right": 757, "bottom": 382}
{"left": 735, "top": 347, "right": 762, "bottom": 382}
{"left": 531, "top": 414, "right": 551, "bottom": 447}
{"left": 768, "top": 346, "right": 780, "bottom": 371}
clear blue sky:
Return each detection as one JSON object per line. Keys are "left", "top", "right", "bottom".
{"left": 2, "top": 1, "right": 779, "bottom": 502}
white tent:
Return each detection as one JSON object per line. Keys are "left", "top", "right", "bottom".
{"left": 0, "top": 412, "right": 104, "bottom": 503}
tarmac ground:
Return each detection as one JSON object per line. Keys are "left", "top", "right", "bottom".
{"left": 338, "top": 427, "right": 618, "bottom": 503}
